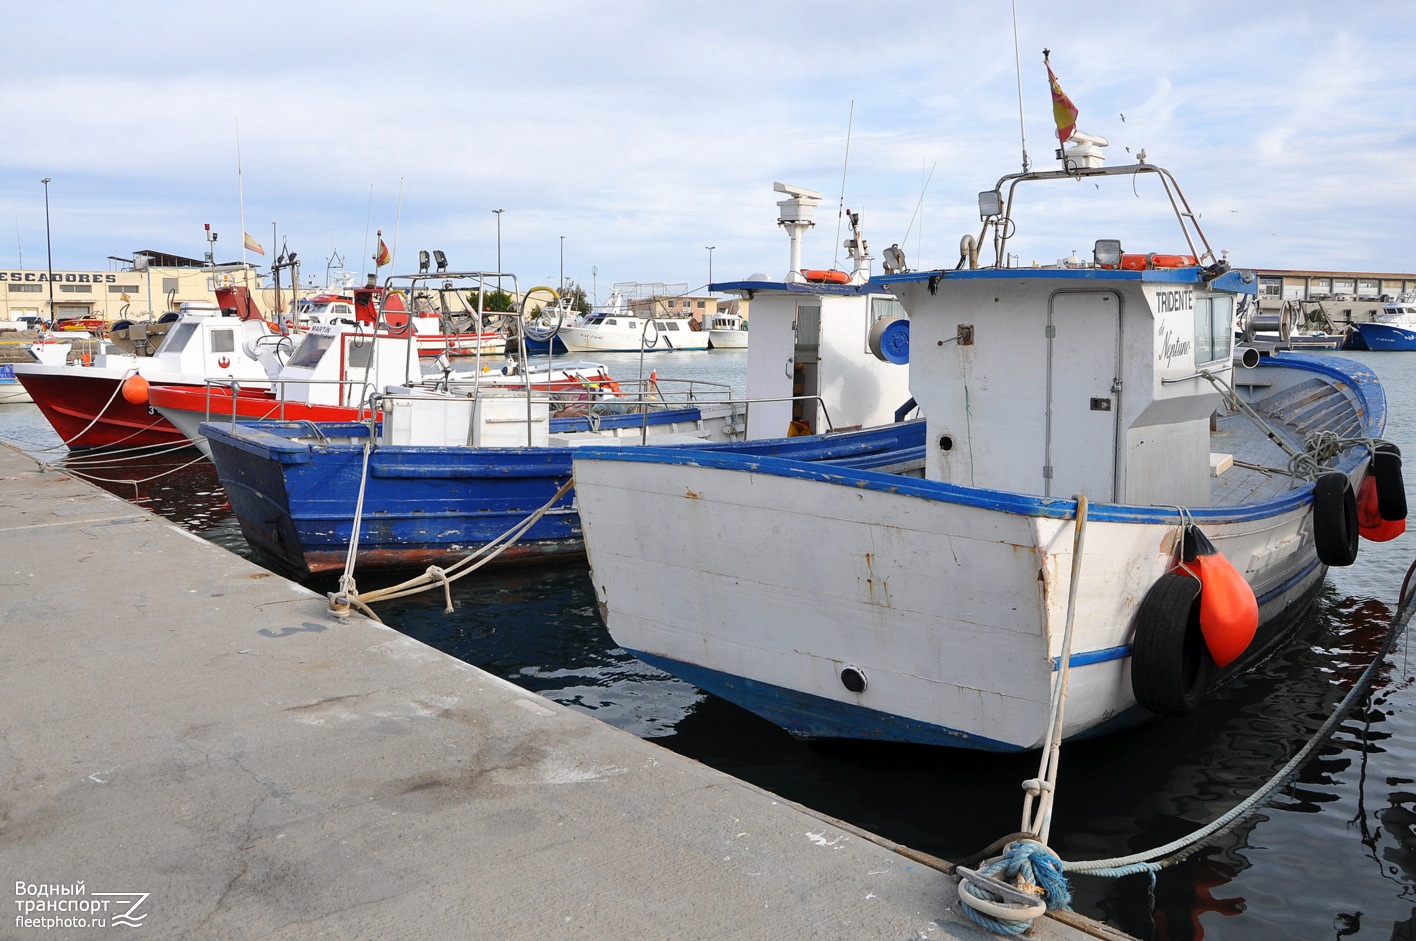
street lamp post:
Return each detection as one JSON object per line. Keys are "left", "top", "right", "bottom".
{"left": 493, "top": 209, "right": 504, "bottom": 275}
{"left": 41, "top": 178, "right": 53, "bottom": 326}
{"left": 559, "top": 236, "right": 565, "bottom": 293}
{"left": 705, "top": 245, "right": 715, "bottom": 290}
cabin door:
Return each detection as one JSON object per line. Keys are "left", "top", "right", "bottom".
{"left": 792, "top": 302, "right": 821, "bottom": 433}
{"left": 1045, "top": 291, "right": 1121, "bottom": 501}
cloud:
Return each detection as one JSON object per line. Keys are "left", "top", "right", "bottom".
{"left": 2, "top": 0, "right": 1414, "bottom": 288}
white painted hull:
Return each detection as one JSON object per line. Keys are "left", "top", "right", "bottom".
{"left": 558, "top": 323, "right": 710, "bottom": 353}
{"left": 708, "top": 329, "right": 748, "bottom": 349}
{"left": 574, "top": 453, "right": 1328, "bottom": 751}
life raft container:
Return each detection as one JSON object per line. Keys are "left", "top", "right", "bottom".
{"left": 801, "top": 269, "right": 851, "bottom": 284}
{"left": 1103, "top": 253, "right": 1199, "bottom": 270}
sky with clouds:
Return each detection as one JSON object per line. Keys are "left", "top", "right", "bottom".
{"left": 2, "top": 0, "right": 1413, "bottom": 299}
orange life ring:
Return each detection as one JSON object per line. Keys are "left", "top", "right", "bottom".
{"left": 1116, "top": 253, "right": 1199, "bottom": 270}
{"left": 801, "top": 269, "right": 851, "bottom": 284}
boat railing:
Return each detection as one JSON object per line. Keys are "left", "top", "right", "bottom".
{"left": 194, "top": 377, "right": 383, "bottom": 425}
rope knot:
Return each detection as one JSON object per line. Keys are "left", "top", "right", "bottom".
{"left": 957, "top": 840, "right": 1071, "bottom": 935}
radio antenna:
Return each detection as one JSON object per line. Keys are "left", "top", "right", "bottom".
{"left": 1011, "top": 0, "right": 1031, "bottom": 172}
{"left": 832, "top": 100, "right": 855, "bottom": 272}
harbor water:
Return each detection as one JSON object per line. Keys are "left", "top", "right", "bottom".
{"left": 2, "top": 347, "right": 1413, "bottom": 941}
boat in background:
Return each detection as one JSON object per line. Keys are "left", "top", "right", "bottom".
{"left": 1349, "top": 296, "right": 1416, "bottom": 350}
{"left": 203, "top": 254, "right": 922, "bottom": 580}
{"left": 13, "top": 302, "right": 285, "bottom": 448}
{"left": 149, "top": 316, "right": 621, "bottom": 459}
{"left": 707, "top": 309, "right": 748, "bottom": 349}
{"left": 0, "top": 365, "right": 29, "bottom": 405}
{"left": 556, "top": 283, "right": 710, "bottom": 353}
{"left": 572, "top": 142, "right": 1403, "bottom": 753}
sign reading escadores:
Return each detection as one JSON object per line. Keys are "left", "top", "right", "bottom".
{"left": 0, "top": 272, "right": 118, "bottom": 284}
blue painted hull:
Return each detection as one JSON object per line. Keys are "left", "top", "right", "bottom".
{"left": 1351, "top": 322, "right": 1416, "bottom": 351}
{"left": 204, "top": 414, "right": 925, "bottom": 581}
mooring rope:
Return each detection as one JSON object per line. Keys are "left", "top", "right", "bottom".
{"left": 326, "top": 475, "right": 576, "bottom": 621}
{"left": 1058, "top": 557, "right": 1415, "bottom": 880}
{"left": 960, "top": 496, "right": 1087, "bottom": 934}
{"left": 961, "top": 516, "right": 1415, "bottom": 933}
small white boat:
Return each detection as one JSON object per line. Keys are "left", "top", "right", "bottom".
{"left": 572, "top": 144, "right": 1403, "bottom": 753}
{"left": 707, "top": 310, "right": 748, "bottom": 349}
{"left": 556, "top": 284, "right": 709, "bottom": 353}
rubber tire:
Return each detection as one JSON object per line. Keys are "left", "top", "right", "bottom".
{"left": 1373, "top": 444, "right": 1407, "bottom": 522}
{"left": 1313, "top": 472, "right": 1360, "bottom": 566}
{"left": 1131, "top": 572, "right": 1215, "bottom": 717}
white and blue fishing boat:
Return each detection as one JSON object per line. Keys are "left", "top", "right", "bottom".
{"left": 1349, "top": 296, "right": 1416, "bottom": 351}
{"left": 203, "top": 249, "right": 923, "bottom": 581}
{"left": 570, "top": 143, "right": 1406, "bottom": 752}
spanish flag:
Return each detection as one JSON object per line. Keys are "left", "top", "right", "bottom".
{"left": 244, "top": 231, "right": 265, "bottom": 256}
{"left": 1045, "top": 54, "right": 1079, "bottom": 145}
{"left": 373, "top": 232, "right": 391, "bottom": 267}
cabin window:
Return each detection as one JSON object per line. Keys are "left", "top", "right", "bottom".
{"left": 346, "top": 340, "right": 374, "bottom": 368}
{"left": 605, "top": 318, "right": 618, "bottom": 326}
{"left": 663, "top": 321, "right": 680, "bottom": 331}
{"left": 210, "top": 329, "right": 235, "bottom": 354}
{"left": 160, "top": 322, "right": 199, "bottom": 354}
{"left": 287, "top": 333, "right": 336, "bottom": 368}
{"left": 1193, "top": 296, "right": 1233, "bottom": 365}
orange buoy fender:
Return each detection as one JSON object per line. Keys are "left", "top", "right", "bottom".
{"left": 1181, "top": 525, "right": 1258, "bottom": 669}
{"left": 120, "top": 374, "right": 150, "bottom": 405}
{"left": 801, "top": 269, "right": 851, "bottom": 284}
{"left": 1358, "top": 474, "right": 1407, "bottom": 542}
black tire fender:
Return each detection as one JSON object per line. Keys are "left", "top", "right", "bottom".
{"left": 1131, "top": 571, "right": 1215, "bottom": 716}
{"left": 1373, "top": 443, "right": 1407, "bottom": 521}
{"left": 1313, "top": 472, "right": 1359, "bottom": 566}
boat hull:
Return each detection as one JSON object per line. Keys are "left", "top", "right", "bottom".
{"left": 571, "top": 353, "right": 1387, "bottom": 752}
{"left": 708, "top": 330, "right": 748, "bottom": 349}
{"left": 1351, "top": 322, "right": 1416, "bottom": 351}
{"left": 14, "top": 367, "right": 186, "bottom": 448}
{"left": 204, "top": 416, "right": 924, "bottom": 581}
{"left": 557, "top": 325, "right": 710, "bottom": 353}
{"left": 575, "top": 449, "right": 1338, "bottom": 751}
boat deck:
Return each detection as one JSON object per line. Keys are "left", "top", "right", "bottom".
{"left": 1211, "top": 367, "right": 1368, "bottom": 507}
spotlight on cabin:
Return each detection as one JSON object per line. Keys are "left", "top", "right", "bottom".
{"left": 433, "top": 249, "right": 448, "bottom": 273}
{"left": 978, "top": 190, "right": 1003, "bottom": 220}
{"left": 1093, "top": 239, "right": 1123, "bottom": 268}
{"left": 419, "top": 250, "right": 431, "bottom": 274}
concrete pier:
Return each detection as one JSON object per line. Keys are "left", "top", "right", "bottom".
{"left": 0, "top": 441, "right": 1122, "bottom": 940}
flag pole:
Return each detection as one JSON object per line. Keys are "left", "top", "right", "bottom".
{"left": 237, "top": 119, "right": 249, "bottom": 291}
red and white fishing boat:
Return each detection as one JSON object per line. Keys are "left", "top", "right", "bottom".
{"left": 342, "top": 281, "right": 506, "bottom": 358}
{"left": 13, "top": 300, "right": 285, "bottom": 449}
{"left": 148, "top": 318, "right": 621, "bottom": 458}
